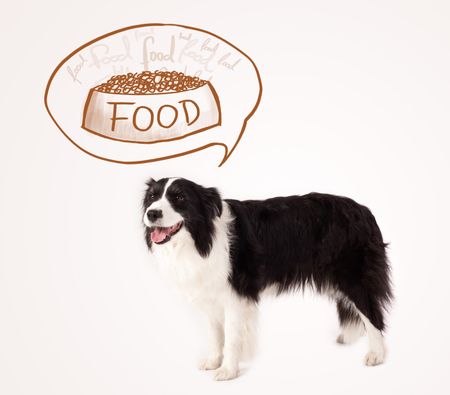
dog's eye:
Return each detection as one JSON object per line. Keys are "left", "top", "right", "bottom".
{"left": 175, "top": 194, "right": 184, "bottom": 201}
{"left": 149, "top": 193, "right": 155, "bottom": 199}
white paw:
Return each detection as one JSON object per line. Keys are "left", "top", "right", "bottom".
{"left": 213, "top": 365, "right": 239, "bottom": 381}
{"left": 198, "top": 356, "right": 222, "bottom": 371}
{"left": 364, "top": 350, "right": 385, "bottom": 366}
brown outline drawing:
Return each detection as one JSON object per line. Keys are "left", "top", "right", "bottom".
{"left": 81, "top": 81, "right": 222, "bottom": 144}
{"left": 44, "top": 23, "right": 263, "bottom": 166}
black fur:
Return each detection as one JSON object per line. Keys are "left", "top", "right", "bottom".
{"left": 225, "top": 193, "right": 392, "bottom": 331}
{"left": 143, "top": 178, "right": 392, "bottom": 332}
{"left": 337, "top": 299, "right": 361, "bottom": 327}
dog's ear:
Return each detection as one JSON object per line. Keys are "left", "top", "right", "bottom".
{"left": 190, "top": 186, "right": 223, "bottom": 258}
{"left": 204, "top": 187, "right": 223, "bottom": 218}
{"left": 145, "top": 177, "right": 155, "bottom": 187}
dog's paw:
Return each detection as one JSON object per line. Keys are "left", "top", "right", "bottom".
{"left": 198, "top": 355, "right": 222, "bottom": 371}
{"left": 364, "top": 350, "right": 385, "bottom": 366}
{"left": 213, "top": 365, "right": 239, "bottom": 381}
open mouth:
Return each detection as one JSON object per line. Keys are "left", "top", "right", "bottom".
{"left": 149, "top": 221, "right": 183, "bottom": 245}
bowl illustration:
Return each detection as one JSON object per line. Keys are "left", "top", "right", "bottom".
{"left": 82, "top": 71, "right": 221, "bottom": 144}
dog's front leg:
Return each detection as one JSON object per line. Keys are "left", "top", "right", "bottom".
{"left": 198, "top": 306, "right": 224, "bottom": 371}
{"left": 213, "top": 299, "right": 245, "bottom": 381}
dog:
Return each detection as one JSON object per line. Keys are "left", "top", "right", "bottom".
{"left": 142, "top": 177, "right": 392, "bottom": 380}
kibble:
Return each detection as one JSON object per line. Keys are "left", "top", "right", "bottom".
{"left": 95, "top": 71, "right": 207, "bottom": 94}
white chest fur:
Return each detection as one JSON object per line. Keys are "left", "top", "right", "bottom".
{"left": 151, "top": 203, "right": 234, "bottom": 306}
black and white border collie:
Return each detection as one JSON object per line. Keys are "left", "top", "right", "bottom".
{"left": 142, "top": 177, "right": 392, "bottom": 380}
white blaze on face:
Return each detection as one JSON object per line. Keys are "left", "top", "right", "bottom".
{"left": 143, "top": 178, "right": 184, "bottom": 228}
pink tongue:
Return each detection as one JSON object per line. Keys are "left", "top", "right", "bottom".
{"left": 151, "top": 227, "right": 170, "bottom": 243}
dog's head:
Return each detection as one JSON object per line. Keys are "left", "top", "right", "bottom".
{"left": 142, "top": 178, "right": 222, "bottom": 257}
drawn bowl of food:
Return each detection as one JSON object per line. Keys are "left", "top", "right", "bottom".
{"left": 82, "top": 71, "right": 221, "bottom": 143}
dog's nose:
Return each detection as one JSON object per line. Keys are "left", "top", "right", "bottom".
{"left": 147, "top": 209, "right": 163, "bottom": 222}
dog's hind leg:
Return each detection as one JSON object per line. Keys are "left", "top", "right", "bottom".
{"left": 336, "top": 298, "right": 365, "bottom": 345}
{"left": 344, "top": 289, "right": 388, "bottom": 366}
{"left": 337, "top": 237, "right": 392, "bottom": 365}
{"left": 356, "top": 307, "right": 386, "bottom": 366}
{"left": 354, "top": 243, "right": 392, "bottom": 366}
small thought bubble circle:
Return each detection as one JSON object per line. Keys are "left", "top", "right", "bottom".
{"left": 45, "top": 23, "right": 262, "bottom": 166}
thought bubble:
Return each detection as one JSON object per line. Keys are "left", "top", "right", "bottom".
{"left": 45, "top": 24, "right": 262, "bottom": 165}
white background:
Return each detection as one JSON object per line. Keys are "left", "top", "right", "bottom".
{"left": 1, "top": 1, "right": 450, "bottom": 394}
